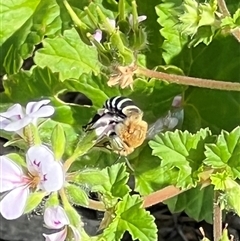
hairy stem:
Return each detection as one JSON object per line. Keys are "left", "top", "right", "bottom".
{"left": 142, "top": 185, "right": 188, "bottom": 208}
{"left": 87, "top": 185, "right": 193, "bottom": 211}
{"left": 217, "top": 0, "right": 230, "bottom": 17}
{"left": 136, "top": 67, "right": 240, "bottom": 91}
{"left": 213, "top": 191, "right": 222, "bottom": 241}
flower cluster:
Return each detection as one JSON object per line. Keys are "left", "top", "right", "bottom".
{"left": 0, "top": 100, "right": 82, "bottom": 241}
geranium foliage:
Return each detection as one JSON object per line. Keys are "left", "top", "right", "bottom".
{"left": 0, "top": 0, "right": 240, "bottom": 241}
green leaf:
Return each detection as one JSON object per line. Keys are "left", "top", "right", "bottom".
{"left": 51, "top": 123, "right": 66, "bottom": 160}
{"left": 0, "top": 0, "right": 62, "bottom": 74}
{"left": 134, "top": 0, "right": 164, "bottom": 68}
{"left": 132, "top": 144, "right": 178, "bottom": 195}
{"left": 210, "top": 173, "right": 240, "bottom": 215}
{"left": 149, "top": 128, "right": 212, "bottom": 187}
{"left": 93, "top": 163, "right": 130, "bottom": 200}
{"left": 24, "top": 192, "right": 46, "bottom": 213}
{"left": 3, "top": 67, "right": 64, "bottom": 103}
{"left": 102, "top": 195, "right": 157, "bottom": 241}
{"left": 210, "top": 172, "right": 229, "bottom": 190}
{"left": 72, "top": 168, "right": 109, "bottom": 187}
{"left": 221, "top": 9, "right": 240, "bottom": 28}
{"left": 39, "top": 119, "right": 78, "bottom": 157}
{"left": 165, "top": 185, "right": 214, "bottom": 223}
{"left": 63, "top": 74, "right": 118, "bottom": 109}
{"left": 6, "top": 153, "right": 26, "bottom": 167}
{"left": 204, "top": 126, "right": 240, "bottom": 178}
{"left": 65, "top": 183, "right": 89, "bottom": 207}
{"left": 155, "top": 0, "right": 188, "bottom": 64}
{"left": 45, "top": 193, "right": 60, "bottom": 207}
{"left": 183, "top": 35, "right": 240, "bottom": 133}
{"left": 224, "top": 178, "right": 240, "bottom": 216}
{"left": 34, "top": 28, "right": 101, "bottom": 80}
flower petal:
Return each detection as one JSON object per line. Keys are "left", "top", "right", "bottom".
{"left": 26, "top": 100, "right": 50, "bottom": 115}
{"left": 128, "top": 14, "right": 147, "bottom": 26}
{"left": 44, "top": 206, "right": 69, "bottom": 229}
{"left": 0, "top": 104, "right": 26, "bottom": 131}
{"left": 0, "top": 116, "right": 11, "bottom": 130}
{"left": 26, "top": 145, "right": 55, "bottom": 175}
{"left": 29, "top": 105, "right": 55, "bottom": 118}
{"left": 172, "top": 95, "right": 182, "bottom": 108}
{"left": 0, "top": 156, "right": 26, "bottom": 192}
{"left": 40, "top": 161, "right": 64, "bottom": 192}
{"left": 93, "top": 29, "right": 102, "bottom": 43}
{"left": 26, "top": 145, "right": 64, "bottom": 192}
{"left": 0, "top": 104, "right": 24, "bottom": 118}
{"left": 0, "top": 185, "right": 29, "bottom": 220}
{"left": 137, "top": 15, "right": 147, "bottom": 23}
{"left": 43, "top": 228, "right": 67, "bottom": 241}
{"left": 4, "top": 116, "right": 32, "bottom": 131}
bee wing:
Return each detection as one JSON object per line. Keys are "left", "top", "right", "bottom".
{"left": 147, "top": 109, "right": 184, "bottom": 139}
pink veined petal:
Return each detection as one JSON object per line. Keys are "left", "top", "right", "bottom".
{"left": 0, "top": 104, "right": 24, "bottom": 119}
{"left": 70, "top": 225, "right": 81, "bottom": 241}
{"left": 4, "top": 116, "right": 32, "bottom": 131}
{"left": 0, "top": 156, "right": 26, "bottom": 192}
{"left": 29, "top": 105, "right": 55, "bottom": 118}
{"left": 43, "top": 228, "right": 67, "bottom": 241}
{"left": 40, "top": 161, "right": 64, "bottom": 192}
{"left": 0, "top": 185, "right": 29, "bottom": 220}
{"left": 26, "top": 145, "right": 55, "bottom": 175}
{"left": 93, "top": 29, "right": 102, "bottom": 43}
{"left": 26, "top": 100, "right": 50, "bottom": 115}
{"left": 44, "top": 206, "right": 69, "bottom": 229}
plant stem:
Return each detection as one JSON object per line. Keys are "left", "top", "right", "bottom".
{"left": 142, "top": 185, "right": 188, "bottom": 208}
{"left": 213, "top": 191, "right": 222, "bottom": 241}
{"left": 136, "top": 67, "right": 240, "bottom": 91}
{"left": 217, "top": 0, "right": 230, "bottom": 17}
{"left": 231, "top": 28, "right": 240, "bottom": 43}
{"left": 86, "top": 185, "right": 193, "bottom": 211}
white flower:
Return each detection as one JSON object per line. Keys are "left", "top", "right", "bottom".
{"left": 0, "top": 99, "right": 54, "bottom": 135}
{"left": 0, "top": 145, "right": 64, "bottom": 220}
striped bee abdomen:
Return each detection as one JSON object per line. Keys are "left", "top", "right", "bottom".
{"left": 104, "top": 96, "right": 142, "bottom": 118}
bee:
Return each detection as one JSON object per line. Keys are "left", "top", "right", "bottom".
{"left": 83, "top": 96, "right": 148, "bottom": 156}
{"left": 111, "top": 110, "right": 148, "bottom": 156}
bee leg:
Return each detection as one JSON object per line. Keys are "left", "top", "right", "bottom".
{"left": 113, "top": 155, "right": 122, "bottom": 164}
{"left": 124, "top": 156, "right": 134, "bottom": 172}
